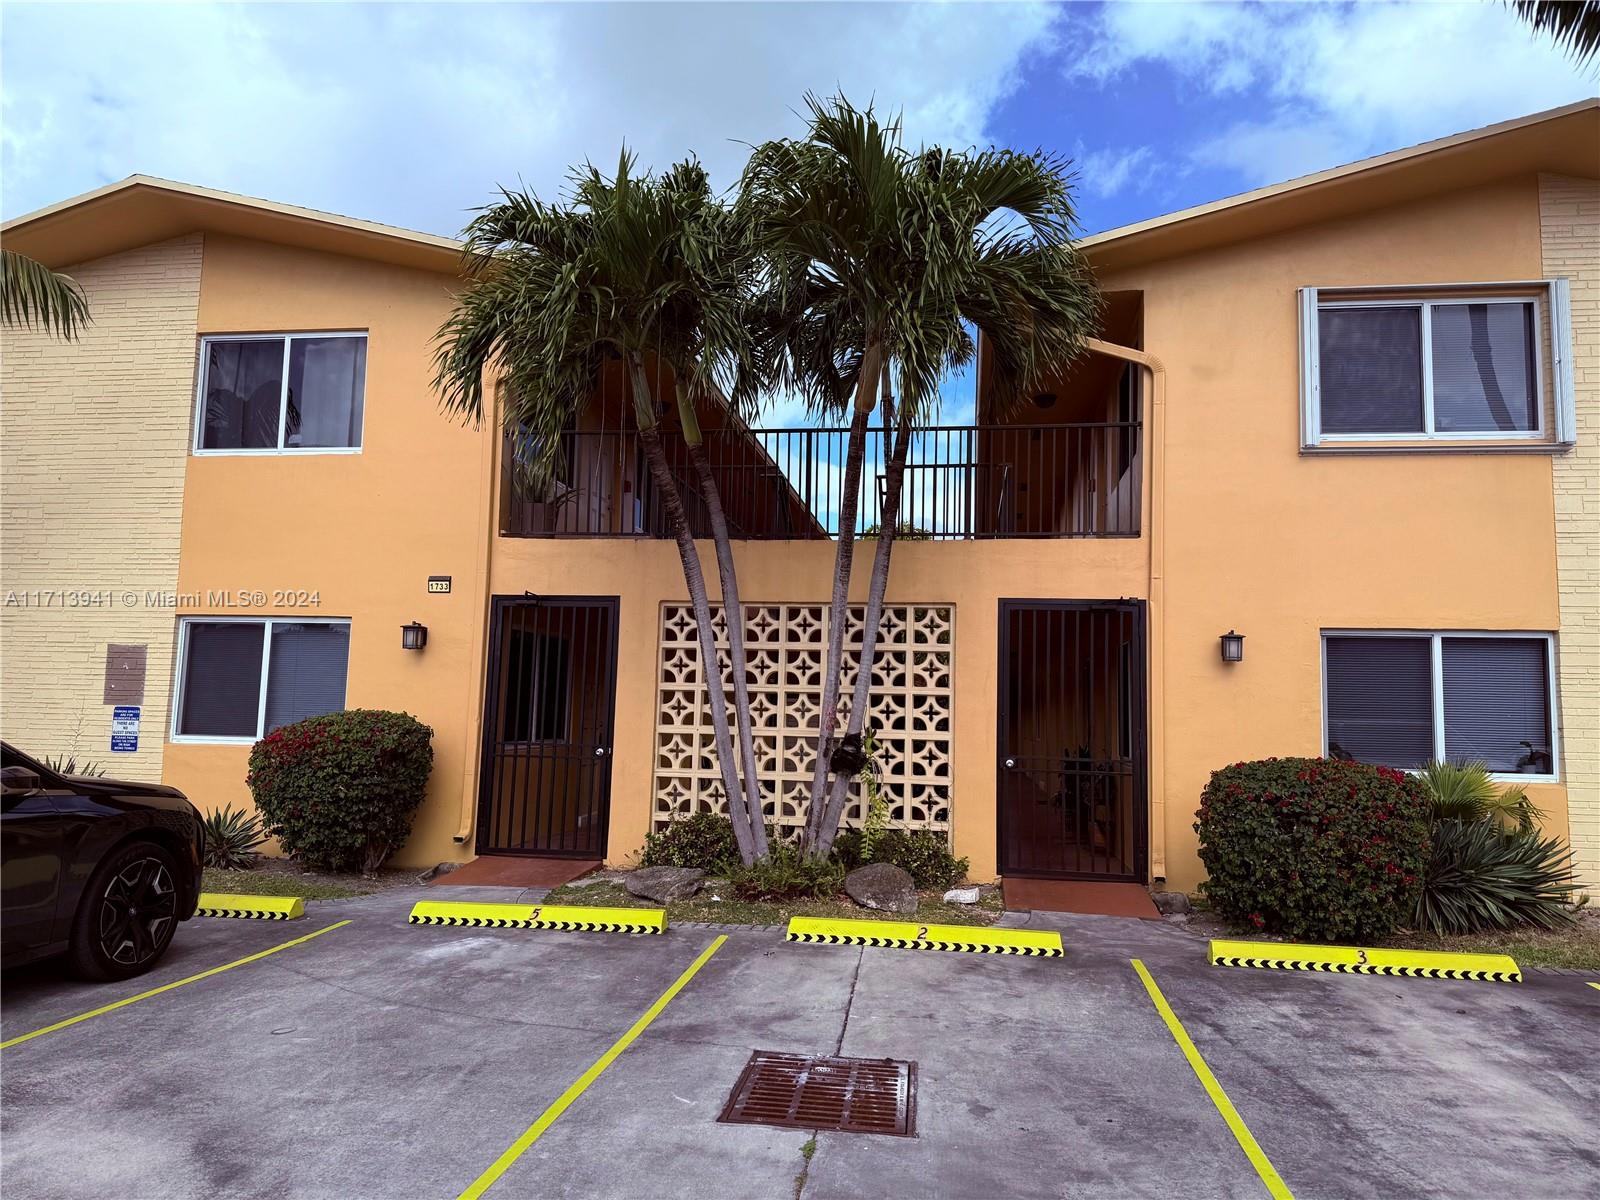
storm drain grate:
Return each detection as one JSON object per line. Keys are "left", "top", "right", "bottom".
{"left": 718, "top": 1051, "right": 916, "bottom": 1137}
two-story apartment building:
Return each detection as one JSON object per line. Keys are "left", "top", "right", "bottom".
{"left": 4, "top": 100, "right": 1595, "bottom": 892}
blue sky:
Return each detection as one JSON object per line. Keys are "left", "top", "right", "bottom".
{"left": 2, "top": 1, "right": 1592, "bottom": 427}
{"left": 4, "top": 1, "right": 1592, "bottom": 239}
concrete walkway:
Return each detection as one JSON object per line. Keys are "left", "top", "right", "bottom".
{"left": 1, "top": 887, "right": 1595, "bottom": 1199}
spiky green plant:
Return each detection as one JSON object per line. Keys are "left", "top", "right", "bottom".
{"left": 1414, "top": 820, "right": 1578, "bottom": 934}
{"left": 41, "top": 753, "right": 106, "bottom": 777}
{"left": 202, "top": 805, "right": 268, "bottom": 870}
{"left": 1417, "top": 760, "right": 1543, "bottom": 832}
{"left": 2, "top": 250, "right": 90, "bottom": 339}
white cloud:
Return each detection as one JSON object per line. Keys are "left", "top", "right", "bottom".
{"left": 1073, "top": 143, "right": 1156, "bottom": 197}
{"left": 1, "top": 1, "right": 1057, "bottom": 233}
{"left": 1069, "top": 0, "right": 1596, "bottom": 186}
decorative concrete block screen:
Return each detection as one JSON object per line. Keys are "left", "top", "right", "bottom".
{"left": 653, "top": 603, "right": 954, "bottom": 838}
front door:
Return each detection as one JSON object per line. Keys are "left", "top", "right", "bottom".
{"left": 997, "top": 600, "right": 1148, "bottom": 881}
{"left": 477, "top": 596, "right": 619, "bottom": 857}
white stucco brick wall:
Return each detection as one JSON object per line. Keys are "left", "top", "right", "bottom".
{"left": 1, "top": 235, "right": 201, "bottom": 779}
{"left": 1540, "top": 174, "right": 1600, "bottom": 891}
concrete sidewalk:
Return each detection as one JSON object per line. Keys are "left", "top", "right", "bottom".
{"left": 2, "top": 888, "right": 1596, "bottom": 1200}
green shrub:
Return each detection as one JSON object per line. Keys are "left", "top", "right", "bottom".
{"left": 731, "top": 842, "right": 846, "bottom": 901}
{"left": 1195, "top": 757, "right": 1431, "bottom": 942}
{"left": 202, "top": 804, "right": 267, "bottom": 869}
{"left": 247, "top": 710, "right": 433, "bottom": 873}
{"left": 640, "top": 812, "right": 742, "bottom": 873}
{"left": 832, "top": 828, "right": 968, "bottom": 889}
{"left": 1414, "top": 820, "right": 1577, "bottom": 934}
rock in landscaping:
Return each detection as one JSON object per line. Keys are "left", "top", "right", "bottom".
{"left": 1151, "top": 891, "right": 1192, "bottom": 916}
{"left": 624, "top": 866, "right": 705, "bottom": 903}
{"left": 844, "top": 863, "right": 918, "bottom": 914}
{"left": 943, "top": 886, "right": 982, "bottom": 905}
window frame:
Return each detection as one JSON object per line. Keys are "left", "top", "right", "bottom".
{"left": 169, "top": 615, "right": 352, "bottom": 744}
{"left": 1299, "top": 280, "right": 1576, "bottom": 450}
{"left": 1319, "top": 629, "right": 1560, "bottom": 783}
{"left": 193, "top": 331, "right": 368, "bottom": 456}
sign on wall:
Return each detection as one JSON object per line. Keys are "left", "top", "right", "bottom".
{"left": 110, "top": 705, "right": 141, "bottom": 753}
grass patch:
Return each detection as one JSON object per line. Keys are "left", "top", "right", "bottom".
{"left": 1186, "top": 907, "right": 1600, "bottom": 971}
{"left": 547, "top": 880, "right": 1004, "bottom": 928}
{"left": 1381, "top": 917, "right": 1600, "bottom": 971}
{"left": 202, "top": 869, "right": 367, "bottom": 900}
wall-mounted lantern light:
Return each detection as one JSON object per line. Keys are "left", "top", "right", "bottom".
{"left": 401, "top": 621, "right": 429, "bottom": 651}
{"left": 1219, "top": 630, "right": 1244, "bottom": 663}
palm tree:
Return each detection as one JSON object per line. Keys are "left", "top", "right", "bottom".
{"left": 2, "top": 250, "right": 90, "bottom": 339}
{"left": 1510, "top": 1, "right": 1600, "bottom": 65}
{"left": 434, "top": 154, "right": 769, "bottom": 865}
{"left": 743, "top": 95, "right": 1101, "bottom": 857}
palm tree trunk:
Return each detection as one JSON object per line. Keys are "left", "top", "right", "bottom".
{"left": 677, "top": 385, "right": 769, "bottom": 861}
{"left": 813, "top": 371, "right": 910, "bottom": 857}
{"left": 628, "top": 355, "right": 757, "bottom": 866}
{"left": 803, "top": 339, "right": 883, "bottom": 854}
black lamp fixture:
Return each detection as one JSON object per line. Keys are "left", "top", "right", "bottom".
{"left": 401, "top": 621, "right": 428, "bottom": 651}
{"left": 1219, "top": 630, "right": 1244, "bottom": 663}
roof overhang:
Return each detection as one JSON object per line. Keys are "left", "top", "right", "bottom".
{"left": 1082, "top": 98, "right": 1600, "bottom": 274}
{"left": 1, "top": 175, "right": 466, "bottom": 275}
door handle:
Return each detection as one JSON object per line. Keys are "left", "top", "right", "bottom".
{"left": 594, "top": 747, "right": 607, "bottom": 757}
{"left": 1004, "top": 758, "right": 1016, "bottom": 769}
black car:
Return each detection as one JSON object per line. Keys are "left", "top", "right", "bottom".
{"left": 2, "top": 742, "right": 203, "bottom": 980}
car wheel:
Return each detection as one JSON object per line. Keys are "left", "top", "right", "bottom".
{"left": 67, "top": 840, "right": 181, "bottom": 981}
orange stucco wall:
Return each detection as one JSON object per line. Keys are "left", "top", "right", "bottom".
{"left": 160, "top": 173, "right": 1571, "bottom": 888}
{"left": 1100, "top": 174, "right": 1566, "bottom": 888}
{"left": 164, "top": 235, "right": 492, "bottom": 866}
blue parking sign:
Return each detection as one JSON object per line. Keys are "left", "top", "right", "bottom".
{"left": 110, "top": 705, "right": 140, "bottom": 753}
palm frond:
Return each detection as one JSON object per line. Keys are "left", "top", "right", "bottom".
{"left": 2, "top": 250, "right": 91, "bottom": 339}
{"left": 742, "top": 92, "right": 1101, "bottom": 425}
{"left": 1511, "top": 0, "right": 1600, "bottom": 65}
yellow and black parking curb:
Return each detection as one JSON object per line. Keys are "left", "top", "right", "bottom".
{"left": 195, "top": 893, "right": 305, "bottom": 920}
{"left": 407, "top": 900, "right": 665, "bottom": 935}
{"left": 787, "top": 916, "right": 1063, "bottom": 957}
{"left": 1209, "top": 938, "right": 1520, "bottom": 982}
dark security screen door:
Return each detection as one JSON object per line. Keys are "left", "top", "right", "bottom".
{"left": 477, "top": 597, "right": 618, "bottom": 857}
{"left": 997, "top": 600, "right": 1148, "bottom": 881}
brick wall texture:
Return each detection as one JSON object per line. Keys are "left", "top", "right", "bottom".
{"left": 1540, "top": 174, "right": 1600, "bottom": 890}
{"left": 1, "top": 235, "right": 201, "bottom": 780}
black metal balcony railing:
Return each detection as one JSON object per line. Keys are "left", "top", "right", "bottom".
{"left": 502, "top": 422, "right": 1140, "bottom": 540}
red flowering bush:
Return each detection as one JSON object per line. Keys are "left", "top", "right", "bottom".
{"left": 247, "top": 710, "right": 433, "bottom": 872}
{"left": 1195, "top": 757, "right": 1431, "bottom": 942}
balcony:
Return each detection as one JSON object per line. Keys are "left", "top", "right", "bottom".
{"left": 502, "top": 420, "right": 1141, "bottom": 540}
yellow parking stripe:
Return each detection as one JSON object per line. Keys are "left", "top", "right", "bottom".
{"left": 1131, "top": 959, "right": 1294, "bottom": 1200}
{"left": 1588, "top": 982, "right": 1600, "bottom": 992}
{"left": 0, "top": 920, "right": 351, "bottom": 1051}
{"left": 458, "top": 934, "right": 727, "bottom": 1200}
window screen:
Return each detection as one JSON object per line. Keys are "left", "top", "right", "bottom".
{"left": 178, "top": 622, "right": 265, "bottom": 736}
{"left": 1324, "top": 636, "right": 1433, "bottom": 768}
{"left": 264, "top": 623, "right": 351, "bottom": 732}
{"left": 286, "top": 337, "right": 366, "bottom": 448}
{"left": 1430, "top": 302, "right": 1537, "bottom": 433}
{"left": 1442, "top": 637, "right": 1551, "bottom": 772}
{"left": 200, "top": 340, "right": 284, "bottom": 449}
{"left": 1318, "top": 307, "right": 1424, "bottom": 434}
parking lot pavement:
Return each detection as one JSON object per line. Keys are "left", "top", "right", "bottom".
{"left": 2, "top": 890, "right": 1597, "bottom": 1200}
